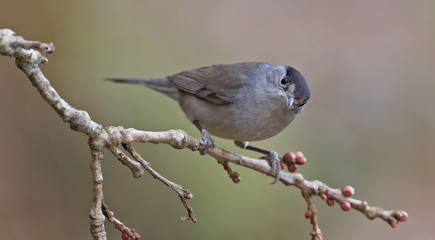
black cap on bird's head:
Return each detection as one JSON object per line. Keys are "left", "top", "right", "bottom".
{"left": 284, "top": 66, "right": 310, "bottom": 108}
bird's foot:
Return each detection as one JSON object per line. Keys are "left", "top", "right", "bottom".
{"left": 260, "top": 151, "right": 281, "bottom": 184}
{"left": 192, "top": 120, "right": 215, "bottom": 155}
{"left": 199, "top": 128, "right": 215, "bottom": 155}
{"left": 235, "top": 141, "right": 280, "bottom": 184}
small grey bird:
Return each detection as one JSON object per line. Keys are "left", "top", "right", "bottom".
{"left": 107, "top": 62, "right": 310, "bottom": 182}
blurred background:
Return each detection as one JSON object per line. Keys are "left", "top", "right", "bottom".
{"left": 0, "top": 0, "right": 433, "bottom": 239}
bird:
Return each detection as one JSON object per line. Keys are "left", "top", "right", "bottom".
{"left": 107, "top": 62, "right": 310, "bottom": 182}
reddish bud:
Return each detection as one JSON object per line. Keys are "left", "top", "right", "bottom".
{"left": 229, "top": 171, "right": 240, "bottom": 179}
{"left": 389, "top": 218, "right": 398, "bottom": 228}
{"left": 326, "top": 199, "right": 335, "bottom": 207}
{"left": 296, "top": 156, "right": 307, "bottom": 165}
{"left": 122, "top": 234, "right": 129, "bottom": 240}
{"left": 134, "top": 233, "right": 141, "bottom": 240}
{"left": 320, "top": 194, "right": 327, "bottom": 201}
{"left": 288, "top": 164, "right": 298, "bottom": 172}
{"left": 394, "top": 211, "right": 408, "bottom": 222}
{"left": 305, "top": 210, "right": 313, "bottom": 218}
{"left": 232, "top": 177, "right": 241, "bottom": 183}
{"left": 280, "top": 162, "right": 286, "bottom": 169}
{"left": 342, "top": 185, "right": 355, "bottom": 197}
{"left": 282, "top": 152, "right": 296, "bottom": 163}
{"left": 399, "top": 211, "right": 408, "bottom": 222}
{"left": 341, "top": 201, "right": 351, "bottom": 211}
{"left": 295, "top": 151, "right": 304, "bottom": 159}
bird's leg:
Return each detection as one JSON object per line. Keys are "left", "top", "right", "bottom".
{"left": 192, "top": 120, "right": 215, "bottom": 155}
{"left": 234, "top": 141, "right": 280, "bottom": 184}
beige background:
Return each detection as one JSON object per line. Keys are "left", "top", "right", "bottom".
{"left": 0, "top": 0, "right": 434, "bottom": 239}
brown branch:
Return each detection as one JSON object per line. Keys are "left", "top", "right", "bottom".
{"left": 112, "top": 126, "right": 409, "bottom": 229}
{"left": 219, "top": 161, "right": 241, "bottom": 183}
{"left": 303, "top": 194, "right": 322, "bottom": 240}
{"left": 89, "top": 147, "right": 106, "bottom": 240}
{"left": 106, "top": 145, "right": 145, "bottom": 178}
{"left": 121, "top": 141, "right": 196, "bottom": 223}
{"left": 16, "top": 38, "right": 55, "bottom": 53}
{"left": 0, "top": 28, "right": 408, "bottom": 239}
{"left": 102, "top": 203, "right": 141, "bottom": 240}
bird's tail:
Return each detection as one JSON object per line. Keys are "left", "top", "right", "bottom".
{"left": 105, "top": 77, "right": 179, "bottom": 100}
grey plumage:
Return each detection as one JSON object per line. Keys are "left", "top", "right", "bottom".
{"left": 107, "top": 62, "right": 310, "bottom": 142}
{"left": 107, "top": 77, "right": 179, "bottom": 100}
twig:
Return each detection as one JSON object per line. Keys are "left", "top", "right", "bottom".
{"left": 102, "top": 203, "right": 141, "bottom": 240}
{"left": 0, "top": 28, "right": 408, "bottom": 239}
{"left": 219, "top": 161, "right": 241, "bottom": 183}
{"left": 121, "top": 142, "right": 196, "bottom": 223}
{"left": 303, "top": 194, "right": 322, "bottom": 240}
{"left": 106, "top": 145, "right": 144, "bottom": 178}
{"left": 16, "top": 38, "right": 55, "bottom": 53}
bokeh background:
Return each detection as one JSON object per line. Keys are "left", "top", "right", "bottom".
{"left": 1, "top": 0, "right": 434, "bottom": 239}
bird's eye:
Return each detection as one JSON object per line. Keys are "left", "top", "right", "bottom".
{"left": 280, "top": 77, "right": 289, "bottom": 86}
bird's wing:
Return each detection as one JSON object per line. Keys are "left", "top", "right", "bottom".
{"left": 168, "top": 63, "right": 260, "bottom": 105}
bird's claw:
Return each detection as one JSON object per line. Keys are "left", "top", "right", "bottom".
{"left": 237, "top": 141, "right": 281, "bottom": 183}
{"left": 199, "top": 128, "right": 215, "bottom": 155}
{"left": 263, "top": 151, "right": 281, "bottom": 184}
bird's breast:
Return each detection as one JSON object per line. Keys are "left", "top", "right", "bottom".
{"left": 179, "top": 93, "right": 295, "bottom": 141}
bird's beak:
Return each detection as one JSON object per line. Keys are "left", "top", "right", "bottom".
{"left": 284, "top": 95, "right": 294, "bottom": 109}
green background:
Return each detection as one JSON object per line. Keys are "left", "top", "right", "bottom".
{"left": 0, "top": 1, "right": 433, "bottom": 239}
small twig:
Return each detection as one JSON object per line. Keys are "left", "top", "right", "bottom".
{"left": 303, "top": 194, "right": 322, "bottom": 240}
{"left": 102, "top": 203, "right": 141, "bottom": 240}
{"left": 218, "top": 161, "right": 241, "bottom": 183}
{"left": 319, "top": 186, "right": 408, "bottom": 228}
{"left": 16, "top": 38, "right": 55, "bottom": 53}
{"left": 121, "top": 142, "right": 197, "bottom": 223}
{"left": 106, "top": 145, "right": 144, "bottom": 178}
